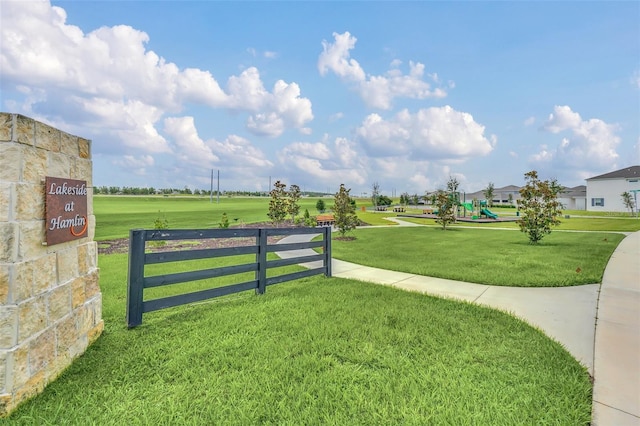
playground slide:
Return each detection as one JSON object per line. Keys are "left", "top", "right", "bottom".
{"left": 481, "top": 208, "right": 498, "bottom": 219}
{"left": 461, "top": 202, "right": 473, "bottom": 212}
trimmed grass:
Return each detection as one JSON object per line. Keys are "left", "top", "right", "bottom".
{"left": 94, "top": 196, "right": 329, "bottom": 240}
{"left": 6, "top": 253, "right": 591, "bottom": 424}
{"left": 558, "top": 217, "right": 640, "bottom": 232}
{"left": 397, "top": 216, "right": 640, "bottom": 232}
{"left": 356, "top": 210, "right": 401, "bottom": 226}
{"left": 330, "top": 227, "right": 624, "bottom": 286}
{"left": 94, "top": 196, "right": 640, "bottom": 240}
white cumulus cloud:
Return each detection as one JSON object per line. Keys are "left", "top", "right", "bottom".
{"left": 355, "top": 106, "right": 495, "bottom": 160}
{"left": 113, "top": 154, "right": 155, "bottom": 176}
{"left": 164, "top": 116, "right": 219, "bottom": 168}
{"left": 163, "top": 116, "right": 273, "bottom": 179}
{"left": 318, "top": 32, "right": 448, "bottom": 109}
{"left": 227, "top": 69, "right": 313, "bottom": 137}
{"left": 278, "top": 137, "right": 368, "bottom": 189}
{"left": 531, "top": 105, "right": 621, "bottom": 180}
{"left": 209, "top": 135, "right": 274, "bottom": 169}
{"left": 318, "top": 31, "right": 366, "bottom": 82}
{"left": 0, "top": 0, "right": 313, "bottom": 154}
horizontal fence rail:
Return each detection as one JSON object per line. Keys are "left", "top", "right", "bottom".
{"left": 126, "top": 227, "right": 331, "bottom": 328}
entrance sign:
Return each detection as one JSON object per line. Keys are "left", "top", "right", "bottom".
{"left": 45, "top": 176, "right": 88, "bottom": 245}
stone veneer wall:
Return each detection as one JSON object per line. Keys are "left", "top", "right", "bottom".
{"left": 0, "top": 113, "right": 103, "bottom": 415}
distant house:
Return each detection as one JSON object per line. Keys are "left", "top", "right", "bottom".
{"left": 559, "top": 185, "right": 586, "bottom": 210}
{"left": 493, "top": 185, "right": 521, "bottom": 205}
{"left": 586, "top": 166, "right": 640, "bottom": 212}
{"left": 464, "top": 185, "right": 521, "bottom": 206}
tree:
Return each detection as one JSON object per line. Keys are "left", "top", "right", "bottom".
{"left": 287, "top": 184, "right": 301, "bottom": 221}
{"left": 371, "top": 182, "right": 380, "bottom": 208}
{"left": 435, "top": 176, "right": 460, "bottom": 230}
{"left": 434, "top": 190, "right": 456, "bottom": 230}
{"left": 483, "top": 182, "right": 495, "bottom": 207}
{"left": 621, "top": 191, "right": 635, "bottom": 216}
{"left": 517, "top": 170, "right": 563, "bottom": 244}
{"left": 376, "top": 194, "right": 392, "bottom": 206}
{"left": 268, "top": 180, "right": 288, "bottom": 226}
{"left": 447, "top": 176, "right": 460, "bottom": 199}
{"left": 333, "top": 184, "right": 359, "bottom": 237}
{"left": 315, "top": 199, "right": 326, "bottom": 213}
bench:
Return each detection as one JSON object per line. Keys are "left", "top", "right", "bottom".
{"left": 375, "top": 206, "right": 388, "bottom": 211}
{"left": 423, "top": 208, "right": 433, "bottom": 214}
{"left": 393, "top": 206, "right": 405, "bottom": 212}
{"left": 316, "top": 214, "right": 335, "bottom": 227}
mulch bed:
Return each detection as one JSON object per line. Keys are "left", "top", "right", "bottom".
{"left": 98, "top": 220, "right": 370, "bottom": 255}
{"left": 98, "top": 221, "right": 302, "bottom": 255}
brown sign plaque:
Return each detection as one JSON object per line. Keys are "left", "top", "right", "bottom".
{"left": 45, "top": 176, "right": 89, "bottom": 245}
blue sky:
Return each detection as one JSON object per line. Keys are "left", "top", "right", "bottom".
{"left": 1, "top": 1, "right": 638, "bottom": 195}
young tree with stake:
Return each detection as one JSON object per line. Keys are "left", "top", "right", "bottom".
{"left": 517, "top": 171, "right": 563, "bottom": 244}
{"left": 333, "top": 184, "right": 359, "bottom": 238}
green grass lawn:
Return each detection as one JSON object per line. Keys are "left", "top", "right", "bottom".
{"left": 6, "top": 253, "right": 592, "bottom": 424}
{"left": 94, "top": 195, "right": 331, "bottom": 240}
{"left": 5, "top": 196, "right": 616, "bottom": 422}
{"left": 329, "top": 227, "right": 624, "bottom": 286}
{"left": 396, "top": 215, "right": 640, "bottom": 232}
{"left": 94, "top": 195, "right": 640, "bottom": 240}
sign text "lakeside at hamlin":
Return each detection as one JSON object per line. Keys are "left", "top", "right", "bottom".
{"left": 45, "top": 176, "right": 89, "bottom": 245}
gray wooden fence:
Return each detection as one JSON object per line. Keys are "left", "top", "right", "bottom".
{"left": 126, "top": 227, "right": 331, "bottom": 328}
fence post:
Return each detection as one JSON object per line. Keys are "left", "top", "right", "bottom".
{"left": 256, "top": 228, "right": 267, "bottom": 294}
{"left": 126, "top": 229, "right": 146, "bottom": 328}
{"left": 324, "top": 226, "right": 332, "bottom": 277}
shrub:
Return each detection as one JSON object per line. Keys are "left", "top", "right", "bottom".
{"left": 219, "top": 212, "right": 230, "bottom": 229}
{"left": 151, "top": 213, "right": 169, "bottom": 247}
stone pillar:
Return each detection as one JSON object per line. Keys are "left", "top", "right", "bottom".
{"left": 0, "top": 113, "right": 103, "bottom": 415}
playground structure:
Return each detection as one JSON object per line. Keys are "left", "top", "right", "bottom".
{"left": 400, "top": 193, "right": 519, "bottom": 223}
{"left": 454, "top": 198, "right": 500, "bottom": 220}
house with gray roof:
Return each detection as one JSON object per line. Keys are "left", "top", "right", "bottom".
{"left": 464, "top": 185, "right": 521, "bottom": 206}
{"left": 559, "top": 185, "right": 586, "bottom": 210}
{"left": 586, "top": 166, "right": 640, "bottom": 212}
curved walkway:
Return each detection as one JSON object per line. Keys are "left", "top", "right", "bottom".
{"left": 278, "top": 228, "right": 639, "bottom": 425}
{"left": 592, "top": 231, "right": 640, "bottom": 425}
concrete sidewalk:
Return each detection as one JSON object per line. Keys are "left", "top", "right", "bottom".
{"left": 592, "top": 231, "right": 640, "bottom": 425}
{"left": 278, "top": 229, "right": 640, "bottom": 425}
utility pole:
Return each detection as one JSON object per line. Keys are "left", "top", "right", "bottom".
{"left": 217, "top": 170, "right": 220, "bottom": 204}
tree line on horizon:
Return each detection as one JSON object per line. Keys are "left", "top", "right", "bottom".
{"left": 92, "top": 186, "right": 330, "bottom": 198}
